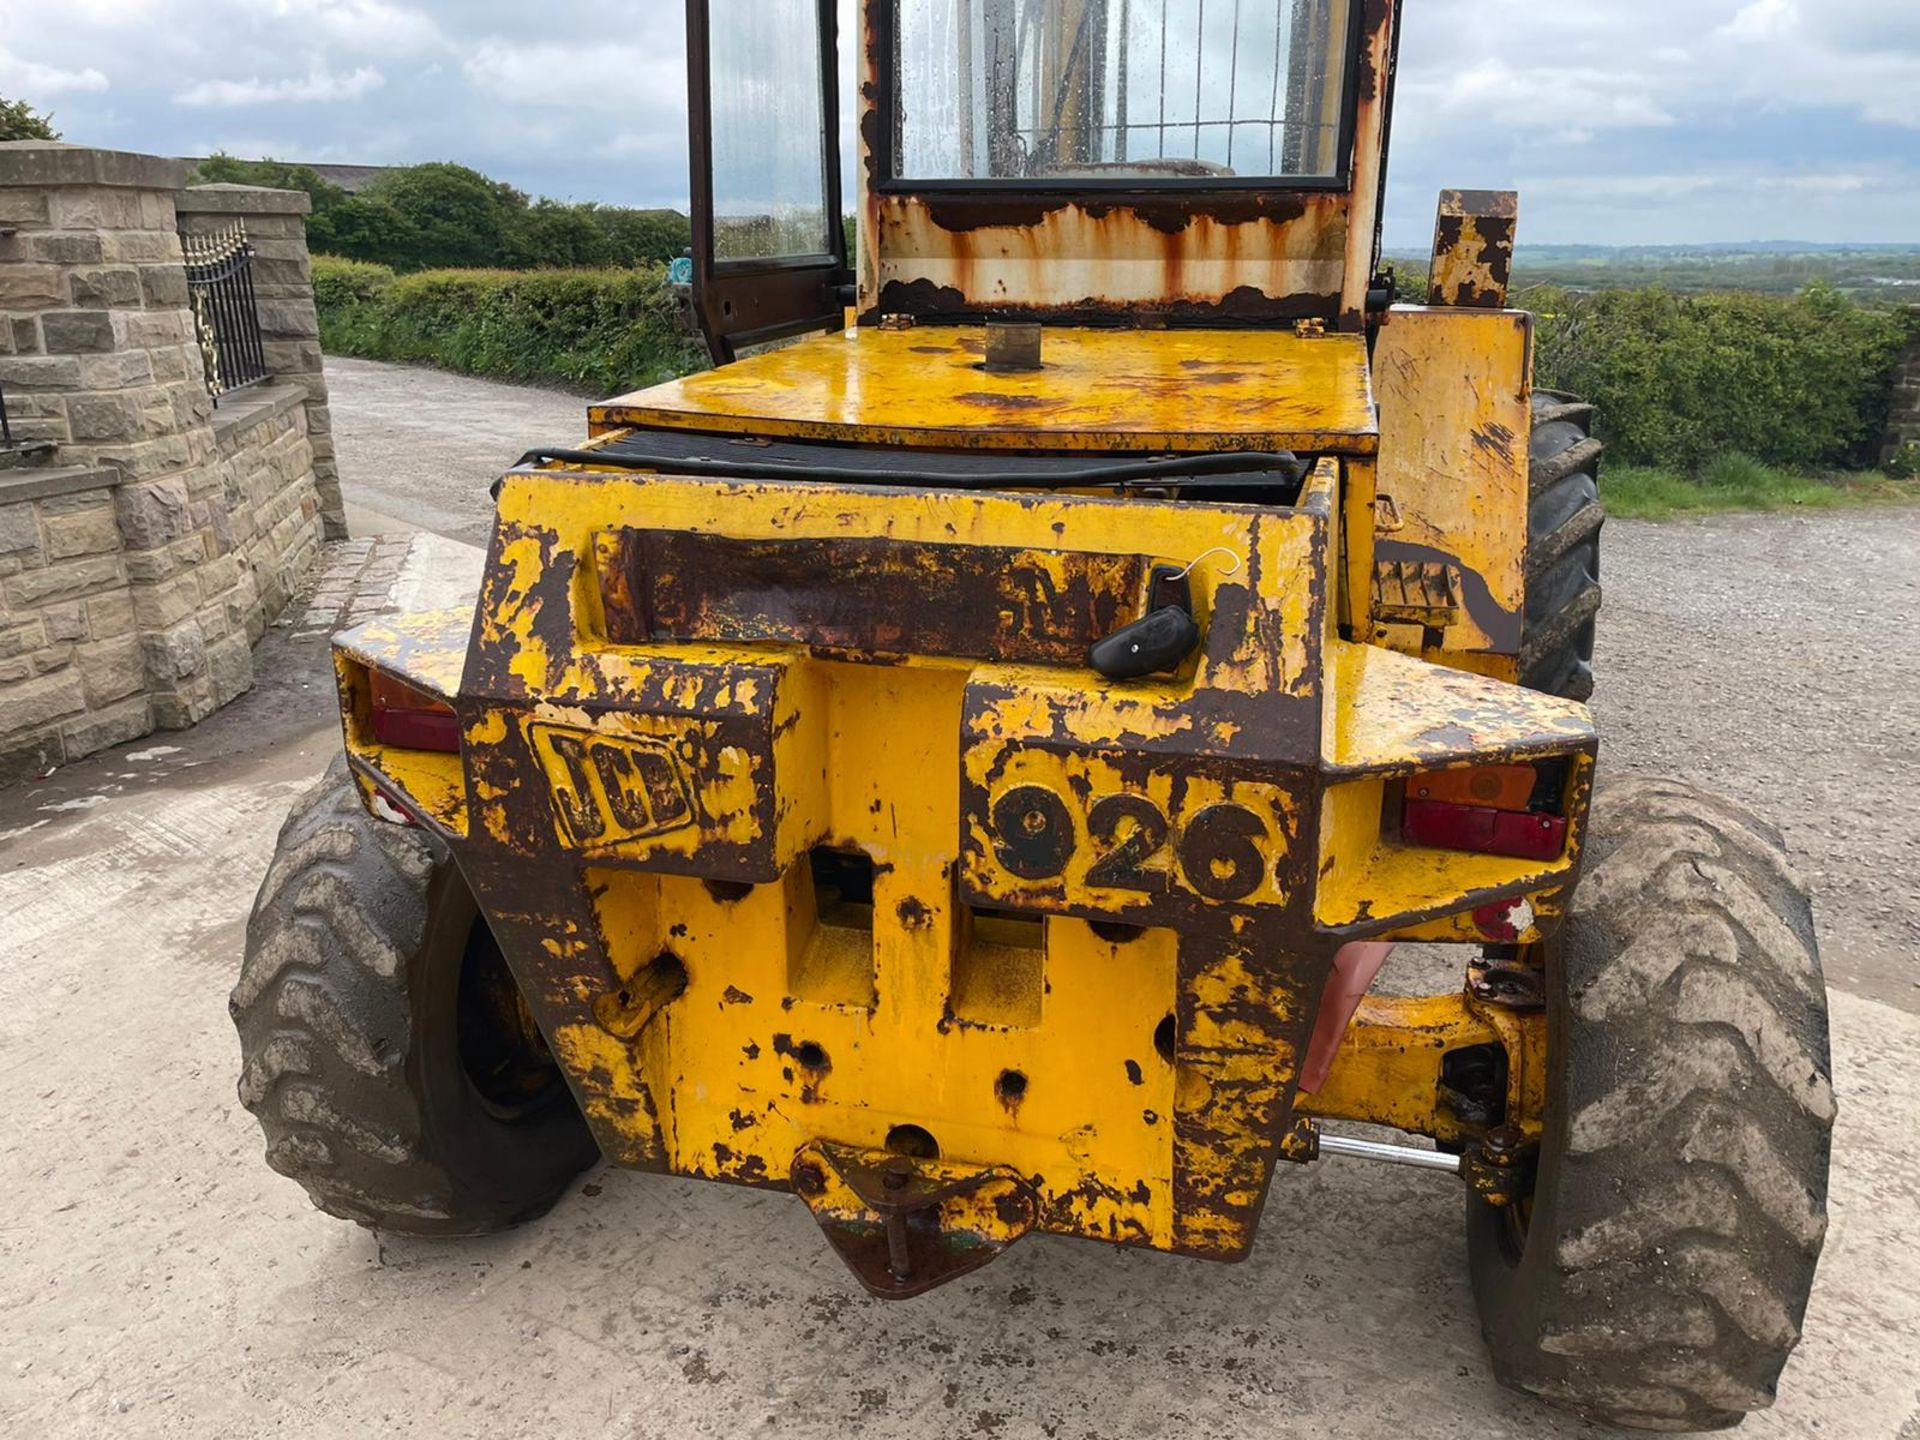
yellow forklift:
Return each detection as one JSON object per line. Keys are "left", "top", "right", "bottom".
{"left": 233, "top": 2, "right": 1832, "bottom": 1428}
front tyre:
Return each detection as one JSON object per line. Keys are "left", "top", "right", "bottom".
{"left": 231, "top": 756, "right": 598, "bottom": 1235}
{"left": 1469, "top": 777, "right": 1834, "bottom": 1431}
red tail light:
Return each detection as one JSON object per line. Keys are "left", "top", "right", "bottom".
{"left": 369, "top": 670, "right": 461, "bottom": 753}
{"left": 1402, "top": 764, "right": 1567, "bottom": 861}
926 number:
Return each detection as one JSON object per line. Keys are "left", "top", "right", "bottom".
{"left": 988, "top": 786, "right": 1270, "bottom": 903}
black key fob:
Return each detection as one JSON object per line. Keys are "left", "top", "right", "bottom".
{"left": 1090, "top": 605, "right": 1202, "bottom": 679}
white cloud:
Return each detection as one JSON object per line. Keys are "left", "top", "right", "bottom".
{"left": 461, "top": 40, "right": 682, "bottom": 112}
{"left": 5, "top": 0, "right": 1920, "bottom": 244}
{"left": 598, "top": 131, "right": 679, "bottom": 162}
{"left": 1720, "top": 0, "right": 1798, "bottom": 42}
{"left": 1412, "top": 57, "right": 1675, "bottom": 138}
{"left": 0, "top": 46, "right": 110, "bottom": 95}
{"left": 175, "top": 65, "right": 385, "bottom": 107}
{"left": 263, "top": 0, "right": 441, "bottom": 56}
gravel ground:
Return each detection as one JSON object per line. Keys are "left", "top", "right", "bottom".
{"left": 1, "top": 360, "right": 1916, "bottom": 1439}
{"left": 1586, "top": 508, "right": 1920, "bottom": 1017}
{"left": 327, "top": 357, "right": 586, "bottom": 545}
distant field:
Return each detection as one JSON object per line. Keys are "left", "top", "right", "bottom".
{"left": 1387, "top": 244, "right": 1920, "bottom": 303}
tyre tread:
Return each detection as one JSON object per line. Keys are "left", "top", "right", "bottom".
{"left": 231, "top": 756, "right": 590, "bottom": 1236}
{"left": 1473, "top": 778, "right": 1833, "bottom": 1431}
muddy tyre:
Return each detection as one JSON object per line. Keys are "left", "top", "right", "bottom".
{"left": 1469, "top": 777, "right": 1834, "bottom": 1431}
{"left": 231, "top": 756, "right": 598, "bottom": 1235}
{"left": 1521, "top": 390, "right": 1606, "bottom": 700}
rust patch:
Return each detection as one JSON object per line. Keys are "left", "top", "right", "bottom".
{"left": 1357, "top": 0, "right": 1393, "bottom": 101}
{"left": 612, "top": 529, "right": 1149, "bottom": 666}
{"left": 951, "top": 391, "right": 1051, "bottom": 411}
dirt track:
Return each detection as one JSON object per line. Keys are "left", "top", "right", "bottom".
{"left": 1, "top": 359, "right": 1917, "bottom": 1439}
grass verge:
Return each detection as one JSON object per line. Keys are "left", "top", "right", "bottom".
{"left": 1604, "top": 454, "right": 1919, "bottom": 521}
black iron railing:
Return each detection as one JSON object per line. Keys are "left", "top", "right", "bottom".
{"left": 183, "top": 223, "right": 268, "bottom": 404}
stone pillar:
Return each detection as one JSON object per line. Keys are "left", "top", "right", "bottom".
{"left": 175, "top": 183, "right": 345, "bottom": 537}
{"left": 0, "top": 142, "right": 250, "bottom": 731}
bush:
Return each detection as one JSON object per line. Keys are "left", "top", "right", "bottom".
{"left": 1533, "top": 284, "right": 1913, "bottom": 472}
{"left": 2, "top": 93, "right": 60, "bottom": 141}
{"left": 313, "top": 256, "right": 706, "bottom": 393}
{"left": 360, "top": 162, "right": 518, "bottom": 270}
{"left": 311, "top": 257, "right": 395, "bottom": 310}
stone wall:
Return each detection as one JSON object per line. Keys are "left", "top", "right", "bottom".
{"left": 0, "top": 467, "right": 150, "bottom": 777}
{"left": 176, "top": 184, "right": 343, "bottom": 537}
{"left": 0, "top": 143, "right": 331, "bottom": 784}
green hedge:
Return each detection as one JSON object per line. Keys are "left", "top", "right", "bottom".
{"left": 1532, "top": 284, "right": 1915, "bottom": 472}
{"left": 313, "top": 257, "right": 706, "bottom": 394}
{"left": 314, "top": 257, "right": 1914, "bottom": 475}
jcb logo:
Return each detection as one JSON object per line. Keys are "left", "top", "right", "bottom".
{"left": 530, "top": 724, "right": 695, "bottom": 848}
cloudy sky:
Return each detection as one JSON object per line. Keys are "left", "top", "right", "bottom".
{"left": 2, "top": 0, "right": 1916, "bottom": 247}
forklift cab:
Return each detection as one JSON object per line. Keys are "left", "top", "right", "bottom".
{"left": 685, "top": 0, "right": 1401, "bottom": 363}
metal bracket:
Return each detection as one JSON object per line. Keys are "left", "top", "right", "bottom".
{"left": 1372, "top": 559, "right": 1462, "bottom": 628}
{"left": 1467, "top": 955, "right": 1546, "bottom": 1012}
{"left": 1462, "top": 1125, "right": 1533, "bottom": 1208}
{"left": 790, "top": 1142, "right": 1038, "bottom": 1299}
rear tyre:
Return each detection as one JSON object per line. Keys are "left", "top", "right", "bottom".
{"left": 1521, "top": 390, "right": 1606, "bottom": 700}
{"left": 231, "top": 756, "right": 598, "bottom": 1235}
{"left": 1468, "top": 777, "right": 1834, "bottom": 1431}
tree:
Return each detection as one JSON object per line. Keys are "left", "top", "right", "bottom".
{"left": 188, "top": 149, "right": 691, "bottom": 275}
{"left": 362, "top": 162, "right": 521, "bottom": 269}
{"left": 1, "top": 94, "right": 59, "bottom": 141}
{"left": 190, "top": 153, "right": 347, "bottom": 213}
{"left": 506, "top": 200, "right": 614, "bottom": 269}
{"left": 596, "top": 207, "right": 693, "bottom": 266}
{"left": 309, "top": 195, "right": 423, "bottom": 266}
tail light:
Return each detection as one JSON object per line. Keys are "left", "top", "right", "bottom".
{"left": 369, "top": 670, "right": 461, "bottom": 753}
{"left": 1401, "top": 763, "right": 1567, "bottom": 862}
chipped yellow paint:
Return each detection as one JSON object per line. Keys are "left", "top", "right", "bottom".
{"left": 1314, "top": 765, "right": 1590, "bottom": 937}
{"left": 570, "top": 711, "right": 1186, "bottom": 1247}
{"left": 329, "top": 315, "right": 1596, "bottom": 1277}
{"left": 591, "top": 326, "right": 1380, "bottom": 455}
{"left": 1311, "top": 632, "right": 1594, "bottom": 936}
{"left": 330, "top": 634, "right": 471, "bottom": 839}
{"left": 1428, "top": 191, "right": 1518, "bottom": 310}
{"left": 1371, "top": 306, "right": 1534, "bottom": 661}
{"left": 525, "top": 706, "right": 766, "bottom": 860}
{"left": 1298, "top": 988, "right": 1546, "bottom": 1144}
{"left": 1323, "top": 641, "right": 1594, "bottom": 777}
{"left": 792, "top": 1143, "right": 1036, "bottom": 1247}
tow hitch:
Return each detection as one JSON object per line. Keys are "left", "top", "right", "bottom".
{"left": 789, "top": 1142, "right": 1039, "bottom": 1299}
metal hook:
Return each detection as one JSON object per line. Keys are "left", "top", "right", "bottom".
{"left": 1170, "top": 547, "right": 1242, "bottom": 581}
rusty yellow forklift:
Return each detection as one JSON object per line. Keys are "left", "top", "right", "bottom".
{"left": 232, "top": 0, "right": 1833, "bottom": 1428}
